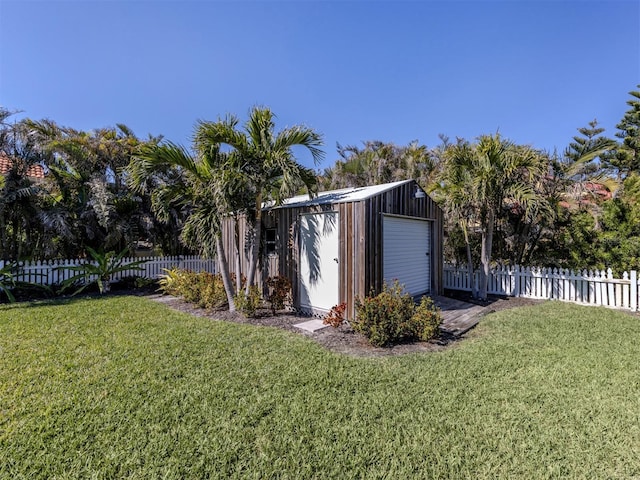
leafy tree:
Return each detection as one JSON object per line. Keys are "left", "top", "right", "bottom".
{"left": 565, "top": 119, "right": 616, "bottom": 179}
{"left": 565, "top": 120, "right": 611, "bottom": 161}
{"left": 550, "top": 173, "right": 640, "bottom": 276}
{"left": 495, "top": 150, "right": 562, "bottom": 266}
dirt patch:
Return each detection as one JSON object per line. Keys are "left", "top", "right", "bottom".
{"left": 148, "top": 293, "right": 539, "bottom": 358}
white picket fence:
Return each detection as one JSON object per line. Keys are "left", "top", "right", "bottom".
{"left": 1, "top": 255, "right": 218, "bottom": 286}
{"left": 444, "top": 263, "right": 639, "bottom": 312}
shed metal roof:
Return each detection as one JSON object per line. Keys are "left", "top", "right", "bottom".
{"left": 271, "top": 179, "right": 414, "bottom": 209}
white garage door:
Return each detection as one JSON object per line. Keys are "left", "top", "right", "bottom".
{"left": 383, "top": 215, "right": 431, "bottom": 296}
{"left": 298, "top": 212, "right": 340, "bottom": 313}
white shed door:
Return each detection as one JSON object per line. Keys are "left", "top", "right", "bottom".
{"left": 299, "top": 212, "right": 339, "bottom": 313}
{"left": 383, "top": 215, "right": 431, "bottom": 296}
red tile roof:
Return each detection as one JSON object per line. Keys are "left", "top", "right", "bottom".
{"left": 0, "top": 152, "right": 46, "bottom": 179}
{"left": 584, "top": 182, "right": 613, "bottom": 200}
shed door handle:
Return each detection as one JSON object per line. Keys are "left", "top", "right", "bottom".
{"left": 333, "top": 258, "right": 339, "bottom": 263}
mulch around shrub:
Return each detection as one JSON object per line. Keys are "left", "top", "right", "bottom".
{"left": 148, "top": 294, "right": 509, "bottom": 357}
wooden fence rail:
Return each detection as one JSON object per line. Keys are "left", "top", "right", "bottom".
{"left": 444, "top": 263, "right": 639, "bottom": 312}
{"left": 1, "top": 256, "right": 218, "bottom": 286}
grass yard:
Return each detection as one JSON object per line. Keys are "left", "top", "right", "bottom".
{"left": 1, "top": 296, "right": 640, "bottom": 479}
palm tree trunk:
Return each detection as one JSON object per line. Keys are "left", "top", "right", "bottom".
{"left": 462, "top": 222, "right": 478, "bottom": 298}
{"left": 0, "top": 215, "right": 7, "bottom": 261}
{"left": 13, "top": 218, "right": 21, "bottom": 260}
{"left": 245, "top": 195, "right": 262, "bottom": 294}
{"left": 233, "top": 216, "right": 242, "bottom": 293}
{"left": 478, "top": 210, "right": 495, "bottom": 301}
{"left": 216, "top": 234, "right": 236, "bottom": 312}
{"left": 523, "top": 228, "right": 544, "bottom": 266}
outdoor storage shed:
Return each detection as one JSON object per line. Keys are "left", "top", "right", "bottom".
{"left": 221, "top": 179, "right": 444, "bottom": 320}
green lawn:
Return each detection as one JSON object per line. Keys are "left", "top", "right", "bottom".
{"left": 1, "top": 297, "right": 639, "bottom": 479}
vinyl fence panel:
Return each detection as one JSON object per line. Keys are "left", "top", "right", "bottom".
{"left": 444, "top": 263, "right": 639, "bottom": 312}
{"left": 1, "top": 256, "right": 218, "bottom": 286}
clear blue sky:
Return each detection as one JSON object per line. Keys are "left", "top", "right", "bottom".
{"left": 1, "top": 1, "right": 639, "bottom": 169}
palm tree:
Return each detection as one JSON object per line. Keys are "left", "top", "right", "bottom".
{"left": 437, "top": 139, "right": 479, "bottom": 297}
{"left": 129, "top": 140, "right": 240, "bottom": 310}
{"left": 441, "top": 134, "right": 549, "bottom": 300}
{"left": 194, "top": 107, "right": 324, "bottom": 293}
{"left": 321, "top": 141, "right": 435, "bottom": 191}
{"left": 0, "top": 113, "right": 50, "bottom": 260}
{"left": 26, "top": 119, "right": 158, "bottom": 258}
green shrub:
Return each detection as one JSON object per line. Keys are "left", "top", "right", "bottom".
{"left": 407, "top": 296, "right": 442, "bottom": 342}
{"left": 158, "top": 267, "right": 183, "bottom": 296}
{"left": 197, "top": 273, "right": 227, "bottom": 309}
{"left": 0, "top": 261, "right": 51, "bottom": 303}
{"left": 234, "top": 285, "right": 262, "bottom": 318}
{"left": 179, "top": 271, "right": 204, "bottom": 304}
{"left": 353, "top": 281, "right": 442, "bottom": 347}
{"left": 158, "top": 268, "right": 227, "bottom": 309}
{"left": 57, "top": 247, "right": 146, "bottom": 295}
{"left": 134, "top": 276, "right": 157, "bottom": 289}
{"left": 112, "top": 275, "right": 156, "bottom": 291}
{"left": 353, "top": 281, "right": 415, "bottom": 347}
{"left": 231, "top": 272, "right": 247, "bottom": 290}
{"left": 265, "top": 275, "right": 292, "bottom": 314}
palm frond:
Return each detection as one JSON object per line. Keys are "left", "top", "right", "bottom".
{"left": 194, "top": 118, "right": 248, "bottom": 153}
{"left": 116, "top": 123, "right": 135, "bottom": 138}
{"left": 563, "top": 141, "right": 617, "bottom": 178}
{"left": 130, "top": 142, "right": 198, "bottom": 193}
{"left": 273, "top": 125, "right": 325, "bottom": 166}
{"left": 181, "top": 207, "right": 221, "bottom": 258}
{"left": 246, "top": 107, "right": 275, "bottom": 152}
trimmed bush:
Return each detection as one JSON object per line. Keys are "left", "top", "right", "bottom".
{"left": 196, "top": 273, "right": 227, "bottom": 309}
{"left": 353, "top": 281, "right": 415, "bottom": 347}
{"left": 234, "top": 285, "right": 262, "bottom": 318}
{"left": 407, "top": 296, "right": 442, "bottom": 341}
{"left": 265, "top": 275, "right": 292, "bottom": 314}
{"left": 353, "top": 281, "right": 442, "bottom": 347}
{"left": 158, "top": 268, "right": 227, "bottom": 309}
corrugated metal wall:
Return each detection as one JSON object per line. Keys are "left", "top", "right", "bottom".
{"left": 363, "top": 181, "right": 444, "bottom": 300}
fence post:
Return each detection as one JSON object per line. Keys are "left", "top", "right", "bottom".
{"left": 607, "top": 268, "right": 615, "bottom": 307}
{"left": 632, "top": 270, "right": 638, "bottom": 312}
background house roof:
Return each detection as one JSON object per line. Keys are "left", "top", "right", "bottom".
{"left": 270, "top": 179, "right": 415, "bottom": 209}
{"left": 0, "top": 152, "right": 46, "bottom": 179}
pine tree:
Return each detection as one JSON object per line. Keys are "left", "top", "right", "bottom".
{"left": 564, "top": 119, "right": 614, "bottom": 179}
{"left": 611, "top": 86, "right": 640, "bottom": 176}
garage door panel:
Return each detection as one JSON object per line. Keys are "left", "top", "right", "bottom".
{"left": 383, "top": 215, "right": 431, "bottom": 296}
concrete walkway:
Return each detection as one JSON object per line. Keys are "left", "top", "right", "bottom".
{"left": 432, "top": 295, "right": 487, "bottom": 336}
